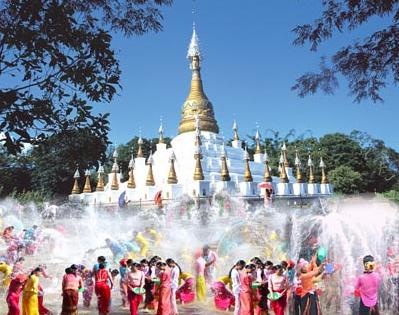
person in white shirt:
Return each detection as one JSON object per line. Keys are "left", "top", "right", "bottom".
{"left": 229, "top": 260, "right": 246, "bottom": 315}
{"left": 166, "top": 258, "right": 181, "bottom": 315}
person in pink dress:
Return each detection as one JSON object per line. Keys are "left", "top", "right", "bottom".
{"left": 355, "top": 255, "right": 381, "bottom": 315}
{"left": 268, "top": 265, "right": 288, "bottom": 315}
{"left": 156, "top": 262, "right": 172, "bottom": 315}
{"left": 6, "top": 274, "right": 27, "bottom": 315}
{"left": 203, "top": 245, "right": 217, "bottom": 287}
{"left": 240, "top": 264, "right": 255, "bottom": 315}
{"left": 166, "top": 258, "right": 181, "bottom": 315}
{"left": 126, "top": 262, "right": 145, "bottom": 315}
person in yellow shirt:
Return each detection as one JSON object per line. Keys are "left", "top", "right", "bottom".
{"left": 134, "top": 231, "right": 149, "bottom": 257}
{"left": 0, "top": 261, "right": 12, "bottom": 286}
{"left": 22, "top": 267, "right": 42, "bottom": 315}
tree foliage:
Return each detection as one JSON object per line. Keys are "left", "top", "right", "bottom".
{"left": 30, "top": 128, "right": 108, "bottom": 196}
{"left": 0, "top": 0, "right": 172, "bottom": 154}
{"left": 292, "top": 0, "right": 399, "bottom": 102}
{"left": 329, "top": 165, "right": 363, "bottom": 194}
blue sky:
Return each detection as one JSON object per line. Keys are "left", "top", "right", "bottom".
{"left": 103, "top": 0, "right": 399, "bottom": 150}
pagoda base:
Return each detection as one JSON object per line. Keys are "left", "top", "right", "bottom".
{"left": 163, "top": 184, "right": 183, "bottom": 200}
{"left": 239, "top": 182, "right": 259, "bottom": 197}
{"left": 214, "top": 181, "right": 237, "bottom": 194}
{"left": 191, "top": 180, "right": 211, "bottom": 198}
{"left": 320, "top": 183, "right": 333, "bottom": 195}
{"left": 307, "top": 183, "right": 320, "bottom": 195}
{"left": 292, "top": 183, "right": 307, "bottom": 196}
{"left": 276, "top": 183, "right": 292, "bottom": 196}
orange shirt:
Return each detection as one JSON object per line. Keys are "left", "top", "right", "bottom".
{"left": 299, "top": 262, "right": 320, "bottom": 297}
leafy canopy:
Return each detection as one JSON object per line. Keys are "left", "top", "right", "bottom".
{"left": 0, "top": 0, "right": 172, "bottom": 154}
{"left": 292, "top": 0, "right": 399, "bottom": 102}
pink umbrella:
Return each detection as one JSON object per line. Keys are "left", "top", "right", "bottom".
{"left": 257, "top": 182, "right": 273, "bottom": 189}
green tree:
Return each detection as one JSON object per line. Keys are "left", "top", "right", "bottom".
{"left": 30, "top": 128, "right": 108, "bottom": 196}
{"left": 292, "top": 1, "right": 399, "bottom": 102}
{"left": 0, "top": 0, "right": 172, "bottom": 154}
{"left": 329, "top": 165, "right": 363, "bottom": 194}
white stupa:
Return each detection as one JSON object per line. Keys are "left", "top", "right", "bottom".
{"left": 69, "top": 26, "right": 333, "bottom": 206}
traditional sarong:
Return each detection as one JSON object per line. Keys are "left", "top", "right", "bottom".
{"left": 7, "top": 292, "right": 21, "bottom": 315}
{"left": 95, "top": 281, "right": 111, "bottom": 314}
{"left": 196, "top": 275, "right": 206, "bottom": 302}
{"left": 176, "top": 277, "right": 195, "bottom": 304}
{"left": 270, "top": 289, "right": 287, "bottom": 315}
{"left": 212, "top": 281, "right": 235, "bottom": 311}
{"left": 22, "top": 292, "right": 39, "bottom": 315}
{"left": 156, "top": 271, "right": 172, "bottom": 315}
{"left": 128, "top": 288, "right": 143, "bottom": 315}
{"left": 61, "top": 289, "right": 79, "bottom": 315}
{"left": 300, "top": 292, "right": 322, "bottom": 315}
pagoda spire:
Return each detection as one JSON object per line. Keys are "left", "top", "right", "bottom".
{"left": 158, "top": 118, "right": 164, "bottom": 144}
{"left": 279, "top": 152, "right": 289, "bottom": 183}
{"left": 146, "top": 151, "right": 155, "bottom": 186}
{"left": 243, "top": 146, "right": 253, "bottom": 182}
{"left": 232, "top": 120, "right": 239, "bottom": 141}
{"left": 193, "top": 141, "right": 204, "bottom": 181}
{"left": 83, "top": 169, "right": 92, "bottom": 193}
{"left": 255, "top": 127, "right": 262, "bottom": 154}
{"left": 308, "top": 154, "right": 315, "bottom": 184}
{"left": 178, "top": 25, "right": 219, "bottom": 134}
{"left": 127, "top": 151, "right": 136, "bottom": 188}
{"left": 111, "top": 149, "right": 119, "bottom": 190}
{"left": 194, "top": 114, "right": 202, "bottom": 146}
{"left": 281, "top": 141, "right": 289, "bottom": 167}
{"left": 96, "top": 163, "right": 105, "bottom": 191}
{"left": 320, "top": 157, "right": 329, "bottom": 184}
{"left": 71, "top": 167, "right": 80, "bottom": 194}
{"left": 295, "top": 150, "right": 304, "bottom": 183}
{"left": 137, "top": 134, "right": 144, "bottom": 158}
{"left": 220, "top": 142, "right": 231, "bottom": 181}
{"left": 167, "top": 151, "right": 178, "bottom": 184}
{"left": 263, "top": 150, "right": 272, "bottom": 182}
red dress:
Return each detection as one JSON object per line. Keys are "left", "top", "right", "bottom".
{"left": 95, "top": 269, "right": 111, "bottom": 314}
{"left": 156, "top": 270, "right": 172, "bottom": 315}
{"left": 240, "top": 273, "right": 254, "bottom": 315}
{"left": 6, "top": 278, "right": 24, "bottom": 315}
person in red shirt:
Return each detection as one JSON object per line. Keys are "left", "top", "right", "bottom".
{"left": 61, "top": 265, "right": 83, "bottom": 315}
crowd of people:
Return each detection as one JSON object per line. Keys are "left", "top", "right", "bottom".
{"left": 0, "top": 222, "right": 389, "bottom": 315}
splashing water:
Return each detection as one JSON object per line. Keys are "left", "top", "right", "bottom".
{"left": 0, "top": 195, "right": 398, "bottom": 314}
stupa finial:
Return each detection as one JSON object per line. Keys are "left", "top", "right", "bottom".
{"left": 320, "top": 156, "right": 329, "bottom": 184}
{"left": 158, "top": 117, "right": 164, "bottom": 144}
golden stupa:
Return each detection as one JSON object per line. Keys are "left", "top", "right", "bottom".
{"left": 178, "top": 27, "right": 219, "bottom": 134}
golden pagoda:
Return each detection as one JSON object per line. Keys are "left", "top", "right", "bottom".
{"left": 83, "top": 169, "right": 92, "bottom": 193}
{"left": 137, "top": 136, "right": 144, "bottom": 158}
{"left": 71, "top": 168, "right": 80, "bottom": 194}
{"left": 243, "top": 147, "right": 253, "bottom": 182}
{"left": 178, "top": 26, "right": 219, "bottom": 134}
{"left": 146, "top": 152, "right": 155, "bottom": 186}
{"left": 279, "top": 152, "right": 289, "bottom": 183}
{"left": 127, "top": 153, "right": 136, "bottom": 188}
{"left": 110, "top": 149, "right": 119, "bottom": 190}
{"left": 167, "top": 151, "right": 178, "bottom": 184}
{"left": 232, "top": 120, "right": 239, "bottom": 141}
{"left": 282, "top": 141, "right": 289, "bottom": 167}
{"left": 295, "top": 150, "right": 304, "bottom": 183}
{"left": 220, "top": 144, "right": 231, "bottom": 181}
{"left": 320, "top": 157, "right": 329, "bottom": 184}
{"left": 308, "top": 154, "right": 315, "bottom": 184}
{"left": 96, "top": 164, "right": 105, "bottom": 191}
{"left": 263, "top": 150, "right": 272, "bottom": 182}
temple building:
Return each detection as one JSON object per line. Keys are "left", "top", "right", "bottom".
{"left": 69, "top": 26, "right": 333, "bottom": 206}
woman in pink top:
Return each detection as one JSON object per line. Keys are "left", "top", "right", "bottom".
{"left": 126, "top": 262, "right": 145, "bottom": 315}
{"left": 61, "top": 266, "right": 83, "bottom": 315}
{"left": 240, "top": 264, "right": 255, "bottom": 315}
{"left": 156, "top": 262, "right": 172, "bottom": 315}
{"left": 355, "top": 255, "right": 381, "bottom": 315}
{"left": 268, "top": 265, "right": 288, "bottom": 315}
